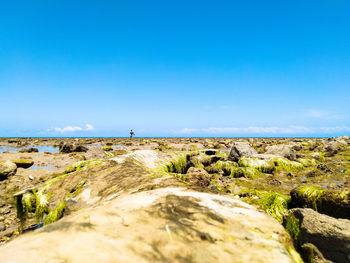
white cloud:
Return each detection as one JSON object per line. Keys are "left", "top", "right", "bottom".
{"left": 85, "top": 124, "right": 94, "bottom": 131}
{"left": 175, "top": 128, "right": 197, "bottom": 134}
{"left": 54, "top": 124, "right": 94, "bottom": 133}
{"left": 319, "top": 126, "right": 350, "bottom": 132}
{"left": 173, "top": 126, "right": 350, "bottom": 135}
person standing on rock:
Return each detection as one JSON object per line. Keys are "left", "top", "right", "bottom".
{"left": 130, "top": 129, "right": 135, "bottom": 138}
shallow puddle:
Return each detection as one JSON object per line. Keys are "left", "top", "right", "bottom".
{"left": 29, "top": 164, "right": 56, "bottom": 170}
{"left": 333, "top": 180, "right": 345, "bottom": 187}
{"left": 0, "top": 145, "right": 59, "bottom": 153}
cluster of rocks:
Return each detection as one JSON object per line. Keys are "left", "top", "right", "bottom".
{"left": 0, "top": 158, "right": 35, "bottom": 180}
{"left": 58, "top": 142, "right": 88, "bottom": 153}
{"left": 177, "top": 140, "right": 350, "bottom": 262}
{"left": 0, "top": 136, "right": 348, "bottom": 261}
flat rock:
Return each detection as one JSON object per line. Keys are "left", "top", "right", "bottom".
{"left": 111, "top": 150, "right": 169, "bottom": 169}
{"left": 12, "top": 159, "right": 34, "bottom": 168}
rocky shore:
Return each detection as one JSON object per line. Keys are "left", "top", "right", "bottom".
{"left": 0, "top": 137, "right": 349, "bottom": 262}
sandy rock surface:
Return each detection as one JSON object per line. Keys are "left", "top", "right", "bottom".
{"left": 0, "top": 187, "right": 295, "bottom": 263}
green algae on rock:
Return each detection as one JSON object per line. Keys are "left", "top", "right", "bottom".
{"left": 64, "top": 159, "right": 104, "bottom": 174}
{"left": 241, "top": 190, "right": 290, "bottom": 223}
{"left": 284, "top": 214, "right": 300, "bottom": 246}
{"left": 164, "top": 154, "right": 188, "bottom": 174}
{"left": 238, "top": 156, "right": 275, "bottom": 174}
{"left": 273, "top": 157, "right": 304, "bottom": 172}
{"left": 101, "top": 146, "right": 113, "bottom": 151}
{"left": 12, "top": 159, "right": 34, "bottom": 168}
{"left": 291, "top": 186, "right": 350, "bottom": 219}
{"left": 298, "top": 158, "right": 318, "bottom": 167}
{"left": 44, "top": 200, "right": 66, "bottom": 226}
{"left": 214, "top": 160, "right": 238, "bottom": 175}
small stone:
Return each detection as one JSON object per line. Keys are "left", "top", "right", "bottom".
{"left": 2, "top": 228, "right": 14, "bottom": 237}
{"left": 0, "top": 224, "right": 6, "bottom": 231}
{"left": 29, "top": 175, "right": 34, "bottom": 180}
{"left": 0, "top": 207, "right": 10, "bottom": 215}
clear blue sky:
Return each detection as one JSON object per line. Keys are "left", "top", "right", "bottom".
{"left": 1, "top": 0, "right": 349, "bottom": 137}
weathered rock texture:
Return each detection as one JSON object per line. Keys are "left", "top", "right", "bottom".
{"left": 229, "top": 142, "right": 257, "bottom": 161}
{"left": 284, "top": 208, "right": 350, "bottom": 263}
{"left": 0, "top": 187, "right": 297, "bottom": 263}
{"left": 0, "top": 160, "right": 17, "bottom": 179}
{"left": 265, "top": 144, "right": 297, "bottom": 161}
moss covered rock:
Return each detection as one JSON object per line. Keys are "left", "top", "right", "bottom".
{"left": 273, "top": 157, "right": 304, "bottom": 172}
{"left": 298, "top": 158, "right": 318, "bottom": 167}
{"left": 101, "top": 146, "right": 113, "bottom": 151}
{"left": 238, "top": 157, "right": 275, "bottom": 174}
{"left": 64, "top": 159, "right": 103, "bottom": 174}
{"left": 13, "top": 159, "right": 34, "bottom": 169}
{"left": 290, "top": 186, "right": 350, "bottom": 219}
{"left": 284, "top": 208, "right": 350, "bottom": 263}
{"left": 165, "top": 154, "right": 188, "bottom": 174}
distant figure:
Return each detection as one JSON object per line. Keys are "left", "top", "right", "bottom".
{"left": 130, "top": 129, "right": 135, "bottom": 138}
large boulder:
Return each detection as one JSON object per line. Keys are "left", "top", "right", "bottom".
{"left": 265, "top": 144, "right": 297, "bottom": 161}
{"left": 0, "top": 187, "right": 300, "bottom": 263}
{"left": 0, "top": 160, "right": 17, "bottom": 179}
{"left": 284, "top": 208, "right": 350, "bottom": 263}
{"left": 228, "top": 142, "right": 257, "bottom": 162}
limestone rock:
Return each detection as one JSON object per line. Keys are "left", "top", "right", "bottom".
{"left": 284, "top": 208, "right": 350, "bottom": 263}
{"left": 13, "top": 159, "right": 34, "bottom": 168}
{"left": 0, "top": 188, "right": 298, "bottom": 263}
{"left": 187, "top": 167, "right": 210, "bottom": 187}
{"left": 325, "top": 142, "right": 340, "bottom": 157}
{"left": 0, "top": 160, "right": 17, "bottom": 179}
{"left": 265, "top": 144, "right": 297, "bottom": 161}
{"left": 228, "top": 142, "right": 257, "bottom": 162}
